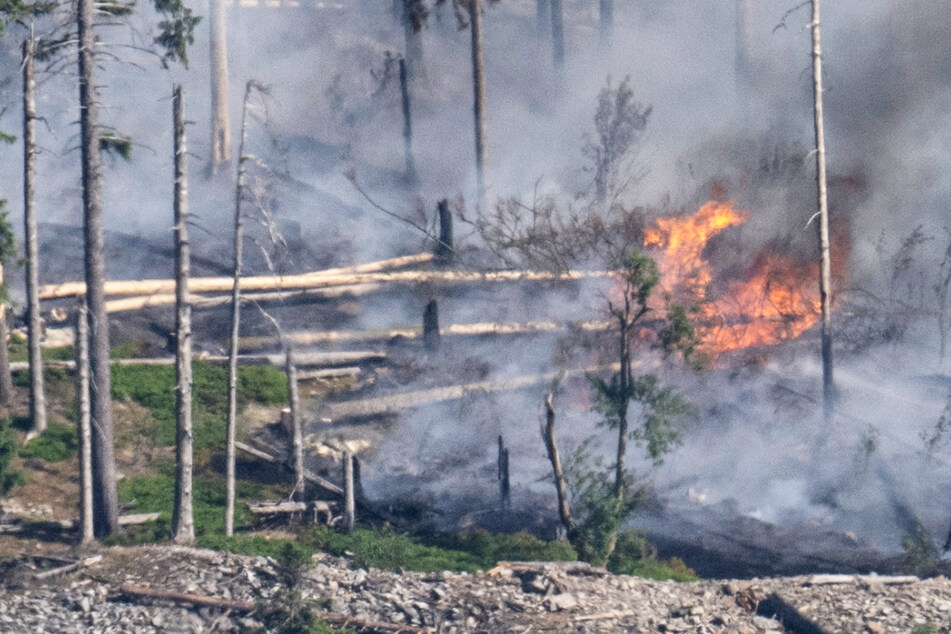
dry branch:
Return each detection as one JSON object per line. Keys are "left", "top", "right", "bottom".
{"left": 40, "top": 253, "right": 435, "bottom": 299}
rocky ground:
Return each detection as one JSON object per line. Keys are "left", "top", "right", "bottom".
{"left": 0, "top": 544, "right": 948, "bottom": 633}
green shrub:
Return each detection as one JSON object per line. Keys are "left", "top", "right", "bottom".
{"left": 902, "top": 523, "right": 938, "bottom": 578}
{"left": 606, "top": 532, "right": 697, "bottom": 581}
{"left": 0, "top": 417, "right": 24, "bottom": 494}
{"left": 424, "top": 529, "right": 576, "bottom": 569}
{"left": 19, "top": 422, "right": 77, "bottom": 462}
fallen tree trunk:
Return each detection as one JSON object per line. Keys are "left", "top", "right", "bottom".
{"left": 40, "top": 253, "right": 436, "bottom": 300}
{"left": 118, "top": 585, "right": 256, "bottom": 612}
{"left": 10, "top": 351, "right": 386, "bottom": 372}
{"left": 325, "top": 363, "right": 623, "bottom": 421}
{"left": 235, "top": 440, "right": 344, "bottom": 496}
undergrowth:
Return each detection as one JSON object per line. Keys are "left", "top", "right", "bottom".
{"left": 18, "top": 422, "right": 77, "bottom": 462}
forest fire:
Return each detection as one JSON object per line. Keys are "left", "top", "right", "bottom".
{"left": 644, "top": 201, "right": 822, "bottom": 357}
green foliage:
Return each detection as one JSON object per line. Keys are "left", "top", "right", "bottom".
{"left": 153, "top": 0, "right": 200, "bottom": 69}
{"left": 660, "top": 303, "right": 707, "bottom": 369}
{"left": 0, "top": 0, "right": 55, "bottom": 36}
{"left": 901, "top": 523, "right": 938, "bottom": 578}
{"left": 912, "top": 624, "right": 939, "bottom": 634}
{"left": 621, "top": 250, "right": 659, "bottom": 310}
{"left": 606, "top": 532, "right": 697, "bottom": 581}
{"left": 18, "top": 422, "right": 76, "bottom": 462}
{"left": 423, "top": 530, "right": 576, "bottom": 569}
{"left": 111, "top": 361, "right": 289, "bottom": 448}
{"left": 0, "top": 417, "right": 24, "bottom": 494}
{"left": 99, "top": 133, "right": 133, "bottom": 160}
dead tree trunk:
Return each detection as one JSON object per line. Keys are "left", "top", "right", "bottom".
{"left": 79, "top": 0, "right": 119, "bottom": 537}
{"left": 469, "top": 0, "right": 487, "bottom": 213}
{"left": 550, "top": 0, "right": 565, "bottom": 68}
{"left": 171, "top": 85, "right": 194, "bottom": 544}
{"left": 497, "top": 435, "right": 510, "bottom": 511}
{"left": 225, "top": 82, "right": 254, "bottom": 536}
{"left": 541, "top": 394, "right": 578, "bottom": 549}
{"left": 811, "top": 0, "right": 834, "bottom": 419}
{"left": 208, "top": 0, "right": 231, "bottom": 173}
{"left": 343, "top": 450, "right": 355, "bottom": 530}
{"left": 402, "top": 0, "right": 423, "bottom": 83}
{"left": 285, "top": 346, "right": 304, "bottom": 501}
{"left": 423, "top": 299, "right": 439, "bottom": 351}
{"left": 536, "top": 0, "right": 549, "bottom": 40}
{"left": 0, "top": 266, "right": 13, "bottom": 409}
{"left": 75, "top": 300, "right": 93, "bottom": 546}
{"left": 399, "top": 58, "right": 417, "bottom": 184}
{"left": 22, "top": 35, "right": 46, "bottom": 433}
{"left": 599, "top": 0, "right": 612, "bottom": 49}
{"left": 435, "top": 199, "right": 453, "bottom": 263}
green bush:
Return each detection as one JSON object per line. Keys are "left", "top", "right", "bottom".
{"left": 424, "top": 530, "right": 576, "bottom": 569}
{"left": 606, "top": 532, "right": 697, "bottom": 581}
{"left": 0, "top": 417, "right": 24, "bottom": 494}
{"left": 19, "top": 422, "right": 77, "bottom": 462}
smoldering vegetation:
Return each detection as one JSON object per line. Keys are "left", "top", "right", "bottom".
{"left": 1, "top": 0, "right": 951, "bottom": 575}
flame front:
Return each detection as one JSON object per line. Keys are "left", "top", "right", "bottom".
{"left": 644, "top": 201, "right": 821, "bottom": 357}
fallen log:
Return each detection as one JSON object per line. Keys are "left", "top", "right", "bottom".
{"left": 34, "top": 554, "right": 102, "bottom": 580}
{"left": 805, "top": 574, "right": 919, "bottom": 586}
{"left": 40, "top": 252, "right": 435, "bottom": 299}
{"left": 573, "top": 611, "right": 638, "bottom": 622}
{"left": 117, "top": 585, "right": 256, "bottom": 612}
{"left": 325, "top": 363, "right": 623, "bottom": 421}
{"left": 10, "top": 351, "right": 386, "bottom": 372}
{"left": 235, "top": 441, "right": 344, "bottom": 496}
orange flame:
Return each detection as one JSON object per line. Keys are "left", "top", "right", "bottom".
{"left": 644, "top": 201, "right": 821, "bottom": 358}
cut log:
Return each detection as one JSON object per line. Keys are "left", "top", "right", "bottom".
{"left": 33, "top": 555, "right": 102, "bottom": 580}
{"left": 805, "top": 574, "right": 919, "bottom": 586}
{"left": 118, "top": 512, "right": 161, "bottom": 526}
{"left": 118, "top": 585, "right": 256, "bottom": 612}
{"left": 245, "top": 501, "right": 307, "bottom": 514}
{"left": 40, "top": 253, "right": 436, "bottom": 299}
{"left": 235, "top": 440, "right": 277, "bottom": 463}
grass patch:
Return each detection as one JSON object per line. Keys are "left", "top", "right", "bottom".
{"left": 423, "top": 530, "right": 577, "bottom": 569}
{"left": 18, "top": 422, "right": 77, "bottom": 462}
{"left": 9, "top": 334, "right": 75, "bottom": 363}
{"left": 0, "top": 417, "right": 24, "bottom": 494}
{"left": 111, "top": 362, "right": 289, "bottom": 449}
{"left": 607, "top": 532, "right": 698, "bottom": 581}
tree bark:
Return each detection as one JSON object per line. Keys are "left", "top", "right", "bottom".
{"left": 811, "top": 0, "right": 834, "bottom": 420}
{"left": 435, "top": 199, "right": 453, "bottom": 263}
{"left": 225, "top": 81, "right": 254, "bottom": 536}
{"left": 0, "top": 266, "right": 13, "bottom": 409}
{"left": 78, "top": 0, "right": 119, "bottom": 537}
{"left": 469, "top": 0, "right": 487, "bottom": 214}
{"left": 209, "top": 0, "right": 231, "bottom": 173}
{"left": 402, "top": 0, "right": 423, "bottom": 83}
{"left": 75, "top": 300, "right": 94, "bottom": 546}
{"left": 398, "top": 57, "right": 417, "bottom": 184}
{"left": 599, "top": 0, "right": 612, "bottom": 49}
{"left": 497, "top": 435, "right": 510, "bottom": 511}
{"left": 171, "top": 84, "right": 194, "bottom": 544}
{"left": 22, "top": 35, "right": 46, "bottom": 433}
{"left": 285, "top": 346, "right": 304, "bottom": 501}
{"left": 423, "top": 298, "right": 439, "bottom": 351}
{"left": 550, "top": 0, "right": 565, "bottom": 68}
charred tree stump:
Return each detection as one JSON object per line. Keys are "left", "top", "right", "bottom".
{"left": 497, "top": 435, "right": 510, "bottom": 511}
{"left": 423, "top": 299, "right": 440, "bottom": 351}
{"left": 435, "top": 199, "right": 454, "bottom": 264}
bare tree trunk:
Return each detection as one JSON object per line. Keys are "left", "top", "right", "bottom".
{"left": 209, "top": 0, "right": 231, "bottom": 174}
{"left": 75, "top": 300, "right": 94, "bottom": 546}
{"left": 469, "top": 0, "right": 487, "bottom": 214}
{"left": 536, "top": 0, "right": 549, "bottom": 40}
{"left": 0, "top": 267, "right": 12, "bottom": 409}
{"left": 343, "top": 450, "right": 355, "bottom": 530}
{"left": 402, "top": 0, "right": 423, "bottom": 83}
{"left": 22, "top": 34, "right": 46, "bottom": 433}
{"left": 435, "top": 199, "right": 453, "bottom": 263}
{"left": 285, "top": 346, "right": 304, "bottom": 501}
{"left": 734, "top": 0, "right": 753, "bottom": 89}
{"left": 398, "top": 58, "right": 417, "bottom": 184}
{"left": 78, "top": 0, "right": 119, "bottom": 537}
{"left": 599, "top": 0, "right": 612, "bottom": 49}
{"left": 171, "top": 85, "right": 194, "bottom": 544}
{"left": 550, "top": 0, "right": 565, "bottom": 68}
{"left": 811, "top": 0, "right": 834, "bottom": 420}
{"left": 225, "top": 82, "right": 254, "bottom": 536}
{"left": 497, "top": 435, "right": 510, "bottom": 511}
{"left": 541, "top": 394, "right": 577, "bottom": 548}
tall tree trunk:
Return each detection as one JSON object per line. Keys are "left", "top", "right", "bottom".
{"left": 0, "top": 267, "right": 12, "bottom": 409}
{"left": 343, "top": 450, "right": 355, "bottom": 530}
{"left": 535, "top": 0, "right": 549, "bottom": 40}
{"left": 734, "top": 0, "right": 753, "bottom": 89}
{"left": 285, "top": 346, "right": 304, "bottom": 501}
{"left": 541, "top": 394, "right": 583, "bottom": 555}
{"left": 225, "top": 82, "right": 253, "bottom": 536}
{"left": 78, "top": 0, "right": 119, "bottom": 537}
{"left": 398, "top": 58, "right": 417, "bottom": 184}
{"left": 209, "top": 0, "right": 231, "bottom": 174}
{"left": 75, "top": 300, "right": 94, "bottom": 546}
{"left": 402, "top": 0, "right": 423, "bottom": 83}
{"left": 550, "top": 0, "right": 565, "bottom": 68}
{"left": 469, "top": 0, "right": 487, "bottom": 214}
{"left": 172, "top": 84, "right": 194, "bottom": 544}
{"left": 22, "top": 35, "right": 46, "bottom": 434}
{"left": 599, "top": 0, "right": 612, "bottom": 49}
{"left": 811, "top": 0, "right": 834, "bottom": 419}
